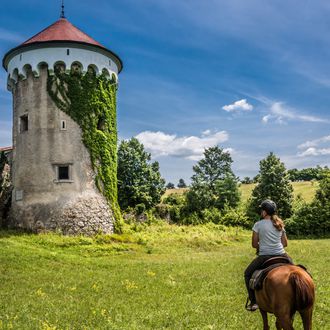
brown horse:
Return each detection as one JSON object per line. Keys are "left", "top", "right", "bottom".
{"left": 255, "top": 265, "right": 315, "bottom": 330}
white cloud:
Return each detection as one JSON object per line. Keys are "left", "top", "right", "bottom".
{"left": 222, "top": 99, "right": 253, "bottom": 112}
{"left": 298, "top": 147, "right": 330, "bottom": 157}
{"left": 298, "top": 135, "right": 330, "bottom": 149}
{"left": 297, "top": 135, "right": 330, "bottom": 157}
{"left": 262, "top": 102, "right": 329, "bottom": 124}
{"left": 135, "top": 130, "right": 230, "bottom": 160}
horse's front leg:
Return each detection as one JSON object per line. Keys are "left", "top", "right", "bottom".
{"left": 260, "top": 309, "right": 270, "bottom": 330}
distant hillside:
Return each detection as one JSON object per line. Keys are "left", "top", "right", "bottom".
{"left": 165, "top": 181, "right": 318, "bottom": 203}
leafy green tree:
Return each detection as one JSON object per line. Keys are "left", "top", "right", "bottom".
{"left": 248, "top": 152, "right": 293, "bottom": 220}
{"left": 241, "top": 177, "right": 252, "bottom": 184}
{"left": 187, "top": 146, "right": 240, "bottom": 212}
{"left": 177, "top": 178, "right": 187, "bottom": 188}
{"left": 286, "top": 171, "right": 330, "bottom": 236}
{"left": 166, "top": 182, "right": 175, "bottom": 189}
{"left": 117, "top": 138, "right": 165, "bottom": 210}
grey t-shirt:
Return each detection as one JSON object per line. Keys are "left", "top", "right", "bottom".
{"left": 252, "top": 219, "right": 285, "bottom": 256}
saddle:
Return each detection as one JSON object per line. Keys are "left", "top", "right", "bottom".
{"left": 249, "top": 256, "right": 294, "bottom": 291}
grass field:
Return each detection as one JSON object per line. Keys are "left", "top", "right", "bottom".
{"left": 0, "top": 223, "right": 329, "bottom": 329}
{"left": 165, "top": 181, "right": 319, "bottom": 203}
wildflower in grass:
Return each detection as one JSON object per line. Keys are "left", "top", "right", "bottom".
{"left": 92, "top": 283, "right": 100, "bottom": 292}
{"left": 36, "top": 288, "right": 46, "bottom": 297}
{"left": 69, "top": 286, "right": 77, "bottom": 291}
{"left": 40, "top": 320, "right": 57, "bottom": 330}
{"left": 167, "top": 275, "right": 176, "bottom": 286}
{"left": 147, "top": 270, "right": 156, "bottom": 277}
{"left": 122, "top": 279, "right": 138, "bottom": 290}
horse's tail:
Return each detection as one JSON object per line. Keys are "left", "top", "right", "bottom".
{"left": 290, "top": 270, "right": 315, "bottom": 311}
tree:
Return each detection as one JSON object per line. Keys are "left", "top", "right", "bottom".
{"left": 187, "top": 146, "right": 240, "bottom": 212}
{"left": 117, "top": 138, "right": 166, "bottom": 210}
{"left": 166, "top": 182, "right": 175, "bottom": 189}
{"left": 248, "top": 152, "right": 293, "bottom": 220}
{"left": 241, "top": 177, "right": 252, "bottom": 184}
{"left": 177, "top": 178, "right": 187, "bottom": 188}
{"left": 286, "top": 171, "right": 330, "bottom": 236}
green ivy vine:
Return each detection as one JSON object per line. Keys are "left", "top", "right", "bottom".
{"left": 47, "top": 66, "right": 122, "bottom": 227}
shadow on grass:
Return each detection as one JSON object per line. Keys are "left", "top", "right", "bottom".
{"left": 0, "top": 228, "right": 35, "bottom": 238}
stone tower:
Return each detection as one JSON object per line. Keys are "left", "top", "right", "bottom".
{"left": 2, "top": 16, "right": 123, "bottom": 234}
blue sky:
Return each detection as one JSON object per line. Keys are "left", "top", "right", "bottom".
{"left": 1, "top": 0, "right": 329, "bottom": 184}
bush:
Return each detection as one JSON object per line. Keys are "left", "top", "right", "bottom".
{"left": 286, "top": 173, "right": 330, "bottom": 237}
{"left": 135, "top": 203, "right": 146, "bottom": 215}
{"left": 201, "top": 207, "right": 222, "bottom": 224}
{"left": 154, "top": 203, "right": 170, "bottom": 219}
{"left": 220, "top": 205, "right": 251, "bottom": 228}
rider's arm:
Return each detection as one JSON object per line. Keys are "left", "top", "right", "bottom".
{"left": 252, "top": 231, "right": 259, "bottom": 249}
{"left": 281, "top": 231, "right": 288, "bottom": 247}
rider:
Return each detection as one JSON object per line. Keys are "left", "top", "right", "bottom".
{"left": 244, "top": 199, "right": 291, "bottom": 311}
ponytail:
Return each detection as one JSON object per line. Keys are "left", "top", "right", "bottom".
{"left": 271, "top": 214, "right": 284, "bottom": 231}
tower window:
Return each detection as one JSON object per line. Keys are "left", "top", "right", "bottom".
{"left": 60, "top": 120, "right": 67, "bottom": 130}
{"left": 20, "top": 115, "right": 28, "bottom": 132}
{"left": 67, "top": 49, "right": 70, "bottom": 55}
{"left": 54, "top": 164, "right": 73, "bottom": 182}
{"left": 20, "top": 54, "right": 22, "bottom": 61}
{"left": 109, "top": 60, "right": 111, "bottom": 66}
{"left": 58, "top": 166, "right": 69, "bottom": 180}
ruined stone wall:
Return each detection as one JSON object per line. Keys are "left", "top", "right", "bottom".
{"left": 9, "top": 66, "right": 115, "bottom": 234}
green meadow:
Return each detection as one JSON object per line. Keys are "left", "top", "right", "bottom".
{"left": 165, "top": 181, "right": 319, "bottom": 203}
{"left": 0, "top": 223, "right": 329, "bottom": 330}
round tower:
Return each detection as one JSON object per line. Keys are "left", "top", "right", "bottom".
{"left": 2, "top": 16, "right": 123, "bottom": 234}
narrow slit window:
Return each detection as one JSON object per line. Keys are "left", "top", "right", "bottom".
{"left": 60, "top": 120, "right": 67, "bottom": 130}
{"left": 20, "top": 54, "right": 22, "bottom": 61}
{"left": 67, "top": 49, "right": 70, "bottom": 55}
{"left": 58, "top": 166, "right": 69, "bottom": 180}
{"left": 20, "top": 115, "right": 28, "bottom": 132}
{"left": 109, "top": 60, "right": 111, "bottom": 66}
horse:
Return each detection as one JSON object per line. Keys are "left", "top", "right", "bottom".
{"left": 255, "top": 264, "right": 315, "bottom": 330}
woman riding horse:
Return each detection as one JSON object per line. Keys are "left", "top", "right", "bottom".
{"left": 244, "top": 199, "right": 292, "bottom": 311}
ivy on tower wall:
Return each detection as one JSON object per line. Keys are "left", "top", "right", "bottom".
{"left": 47, "top": 66, "right": 122, "bottom": 225}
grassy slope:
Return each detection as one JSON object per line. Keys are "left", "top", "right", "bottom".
{"left": 240, "top": 181, "right": 319, "bottom": 203}
{"left": 166, "top": 181, "right": 319, "bottom": 203}
{"left": 0, "top": 225, "right": 329, "bottom": 330}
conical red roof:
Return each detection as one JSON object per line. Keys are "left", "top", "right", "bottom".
{"left": 22, "top": 18, "right": 103, "bottom": 47}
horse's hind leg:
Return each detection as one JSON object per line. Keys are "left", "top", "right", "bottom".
{"left": 260, "top": 309, "right": 270, "bottom": 330}
{"left": 299, "top": 308, "right": 313, "bottom": 330}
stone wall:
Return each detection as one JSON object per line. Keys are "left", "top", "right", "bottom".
{"left": 8, "top": 66, "right": 115, "bottom": 234}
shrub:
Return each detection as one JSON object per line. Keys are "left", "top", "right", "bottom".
{"left": 286, "top": 172, "right": 330, "bottom": 237}
{"left": 220, "top": 205, "right": 251, "bottom": 228}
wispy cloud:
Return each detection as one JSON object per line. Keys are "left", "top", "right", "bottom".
{"left": 262, "top": 102, "right": 329, "bottom": 124}
{"left": 297, "top": 135, "right": 330, "bottom": 157}
{"left": 135, "top": 130, "right": 230, "bottom": 161}
{"left": 298, "top": 147, "right": 330, "bottom": 157}
{"left": 298, "top": 135, "right": 330, "bottom": 149}
{"left": 222, "top": 99, "right": 253, "bottom": 113}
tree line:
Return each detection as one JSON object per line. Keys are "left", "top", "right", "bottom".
{"left": 117, "top": 138, "right": 330, "bottom": 237}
